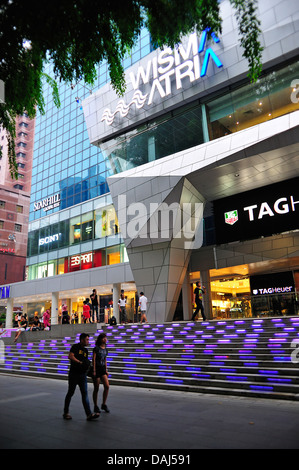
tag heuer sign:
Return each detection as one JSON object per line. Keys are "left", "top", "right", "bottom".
{"left": 225, "top": 210, "right": 238, "bottom": 225}
{"left": 214, "top": 177, "right": 299, "bottom": 244}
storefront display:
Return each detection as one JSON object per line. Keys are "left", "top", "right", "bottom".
{"left": 209, "top": 276, "right": 251, "bottom": 319}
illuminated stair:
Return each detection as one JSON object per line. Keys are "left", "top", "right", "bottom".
{"left": 1, "top": 317, "right": 299, "bottom": 400}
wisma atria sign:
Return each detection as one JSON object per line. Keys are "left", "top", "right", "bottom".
{"left": 101, "top": 29, "right": 223, "bottom": 126}
{"left": 214, "top": 177, "right": 299, "bottom": 244}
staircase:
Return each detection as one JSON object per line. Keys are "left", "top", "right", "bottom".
{"left": 1, "top": 317, "right": 299, "bottom": 400}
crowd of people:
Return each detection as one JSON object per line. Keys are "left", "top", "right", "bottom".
{"left": 11, "top": 289, "right": 149, "bottom": 342}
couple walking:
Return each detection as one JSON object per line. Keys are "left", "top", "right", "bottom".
{"left": 63, "top": 332, "right": 109, "bottom": 420}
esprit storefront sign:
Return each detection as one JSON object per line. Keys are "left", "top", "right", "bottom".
{"left": 34, "top": 193, "right": 61, "bottom": 212}
{"left": 70, "top": 252, "right": 93, "bottom": 267}
{"left": 101, "top": 29, "right": 223, "bottom": 126}
{"left": 214, "top": 177, "right": 299, "bottom": 244}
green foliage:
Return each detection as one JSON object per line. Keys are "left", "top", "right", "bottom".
{"left": 230, "top": 0, "right": 263, "bottom": 82}
{"left": 0, "top": 0, "right": 263, "bottom": 178}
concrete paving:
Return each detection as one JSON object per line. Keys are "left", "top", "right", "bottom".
{"left": 0, "top": 374, "right": 299, "bottom": 451}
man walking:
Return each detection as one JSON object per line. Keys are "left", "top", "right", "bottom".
{"left": 63, "top": 333, "right": 99, "bottom": 421}
{"left": 139, "top": 292, "right": 148, "bottom": 324}
{"left": 192, "top": 281, "right": 206, "bottom": 321}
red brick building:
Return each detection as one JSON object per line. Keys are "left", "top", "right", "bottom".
{"left": 0, "top": 113, "right": 35, "bottom": 284}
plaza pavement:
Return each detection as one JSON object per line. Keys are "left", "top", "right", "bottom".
{"left": 0, "top": 374, "right": 298, "bottom": 452}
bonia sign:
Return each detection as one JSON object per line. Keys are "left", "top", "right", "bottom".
{"left": 214, "top": 177, "right": 299, "bottom": 244}
{"left": 34, "top": 193, "right": 61, "bottom": 212}
{"left": 101, "top": 29, "right": 223, "bottom": 126}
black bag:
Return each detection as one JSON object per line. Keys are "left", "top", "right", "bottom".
{"left": 87, "top": 364, "right": 94, "bottom": 378}
{"left": 109, "top": 316, "right": 117, "bottom": 326}
{"left": 81, "top": 357, "right": 91, "bottom": 373}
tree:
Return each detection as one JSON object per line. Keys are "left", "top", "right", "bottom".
{"left": 0, "top": 0, "right": 263, "bottom": 178}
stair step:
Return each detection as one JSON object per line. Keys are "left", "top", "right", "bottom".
{"left": 1, "top": 317, "right": 299, "bottom": 400}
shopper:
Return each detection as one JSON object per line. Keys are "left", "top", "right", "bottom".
{"left": 118, "top": 293, "right": 127, "bottom": 324}
{"left": 90, "top": 289, "right": 99, "bottom": 323}
{"left": 43, "top": 309, "right": 50, "bottom": 330}
{"left": 192, "top": 281, "right": 206, "bottom": 321}
{"left": 14, "top": 315, "right": 28, "bottom": 342}
{"left": 139, "top": 292, "right": 148, "bottom": 323}
{"left": 63, "top": 333, "right": 99, "bottom": 421}
{"left": 91, "top": 333, "right": 110, "bottom": 414}
{"left": 83, "top": 300, "right": 91, "bottom": 323}
{"left": 30, "top": 315, "right": 41, "bottom": 331}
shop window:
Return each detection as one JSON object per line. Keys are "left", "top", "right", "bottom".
{"left": 37, "top": 262, "right": 48, "bottom": 279}
{"left": 57, "top": 258, "right": 66, "bottom": 275}
{"left": 70, "top": 215, "right": 81, "bottom": 244}
{"left": 47, "top": 261, "right": 57, "bottom": 277}
{"left": 81, "top": 211, "right": 94, "bottom": 242}
{"left": 94, "top": 249, "right": 106, "bottom": 268}
{"left": 106, "top": 245, "right": 121, "bottom": 265}
{"left": 210, "top": 275, "right": 251, "bottom": 319}
{"left": 206, "top": 60, "right": 299, "bottom": 140}
{"left": 95, "top": 205, "right": 118, "bottom": 238}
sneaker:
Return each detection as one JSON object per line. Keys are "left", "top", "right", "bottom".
{"left": 101, "top": 404, "right": 110, "bottom": 413}
{"left": 87, "top": 413, "right": 99, "bottom": 421}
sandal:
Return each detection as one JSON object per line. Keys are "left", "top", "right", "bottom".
{"left": 63, "top": 413, "right": 72, "bottom": 420}
{"left": 87, "top": 413, "right": 99, "bottom": 421}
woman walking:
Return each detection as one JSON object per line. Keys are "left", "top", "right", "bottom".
{"left": 91, "top": 333, "right": 110, "bottom": 414}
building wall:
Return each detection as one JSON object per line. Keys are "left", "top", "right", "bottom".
{"left": 0, "top": 114, "right": 35, "bottom": 284}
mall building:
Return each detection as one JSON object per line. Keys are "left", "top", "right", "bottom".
{"left": 1, "top": 0, "right": 299, "bottom": 327}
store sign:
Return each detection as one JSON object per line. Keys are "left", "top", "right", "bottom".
{"left": 214, "top": 177, "right": 299, "bottom": 244}
{"left": 0, "top": 247, "right": 15, "bottom": 253}
{"left": 101, "top": 29, "right": 223, "bottom": 126}
{"left": 34, "top": 193, "right": 61, "bottom": 212}
{"left": 225, "top": 210, "right": 238, "bottom": 226}
{"left": 39, "top": 233, "right": 61, "bottom": 246}
{"left": 0, "top": 285, "right": 10, "bottom": 299}
{"left": 250, "top": 272, "right": 294, "bottom": 296}
{"left": 252, "top": 286, "right": 293, "bottom": 295}
{"left": 70, "top": 252, "right": 93, "bottom": 267}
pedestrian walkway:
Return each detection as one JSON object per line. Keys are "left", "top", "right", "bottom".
{"left": 0, "top": 374, "right": 299, "bottom": 450}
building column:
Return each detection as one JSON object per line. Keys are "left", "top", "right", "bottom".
{"left": 182, "top": 271, "right": 192, "bottom": 321}
{"left": 51, "top": 292, "right": 59, "bottom": 325}
{"left": 6, "top": 297, "right": 13, "bottom": 328}
{"left": 200, "top": 270, "right": 212, "bottom": 320}
{"left": 22, "top": 303, "right": 28, "bottom": 318}
{"left": 113, "top": 283, "right": 121, "bottom": 324}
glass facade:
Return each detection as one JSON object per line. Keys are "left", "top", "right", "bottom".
{"left": 102, "top": 103, "right": 204, "bottom": 174}
{"left": 26, "top": 244, "right": 129, "bottom": 280}
{"left": 29, "top": 28, "right": 153, "bottom": 221}
{"left": 101, "top": 59, "right": 299, "bottom": 174}
{"left": 206, "top": 60, "right": 299, "bottom": 139}
{"left": 27, "top": 205, "right": 119, "bottom": 257}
